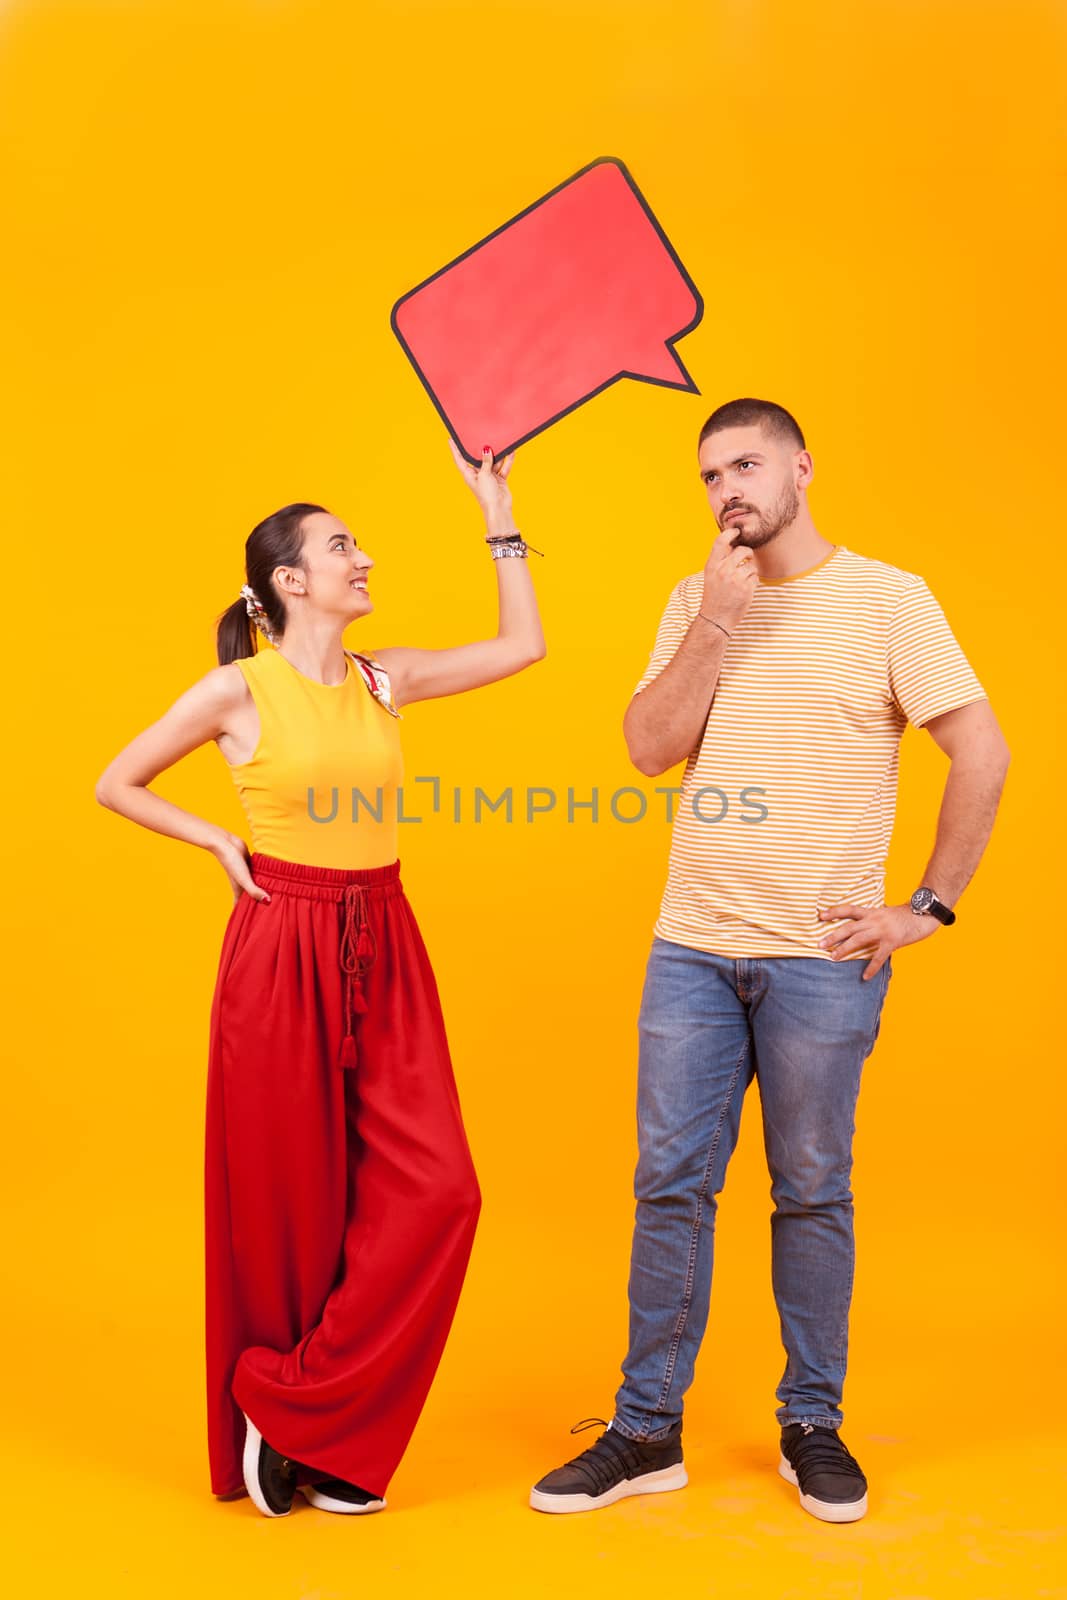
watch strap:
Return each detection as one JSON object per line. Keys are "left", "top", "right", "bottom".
{"left": 912, "top": 886, "right": 956, "bottom": 926}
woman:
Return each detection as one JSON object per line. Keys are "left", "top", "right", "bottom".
{"left": 95, "top": 440, "right": 545, "bottom": 1516}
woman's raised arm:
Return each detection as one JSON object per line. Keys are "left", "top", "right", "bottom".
{"left": 373, "top": 440, "right": 546, "bottom": 709}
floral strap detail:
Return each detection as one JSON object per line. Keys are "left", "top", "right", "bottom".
{"left": 344, "top": 650, "right": 402, "bottom": 719}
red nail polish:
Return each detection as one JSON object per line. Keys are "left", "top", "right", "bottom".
{"left": 483, "top": 445, "right": 492, "bottom": 453}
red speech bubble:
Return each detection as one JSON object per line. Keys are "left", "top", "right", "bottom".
{"left": 391, "top": 156, "right": 703, "bottom": 464}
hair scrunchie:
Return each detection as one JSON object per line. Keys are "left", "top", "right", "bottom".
{"left": 240, "top": 583, "right": 275, "bottom": 644}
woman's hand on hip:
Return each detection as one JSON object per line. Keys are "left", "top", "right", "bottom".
{"left": 211, "top": 830, "right": 272, "bottom": 907}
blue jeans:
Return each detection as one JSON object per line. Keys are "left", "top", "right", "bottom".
{"left": 613, "top": 936, "right": 892, "bottom": 1441}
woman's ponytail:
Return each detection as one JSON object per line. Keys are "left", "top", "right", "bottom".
{"left": 216, "top": 596, "right": 257, "bottom": 666}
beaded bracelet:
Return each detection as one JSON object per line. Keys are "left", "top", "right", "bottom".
{"left": 485, "top": 530, "right": 545, "bottom": 559}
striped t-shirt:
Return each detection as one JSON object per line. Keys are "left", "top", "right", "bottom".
{"left": 633, "top": 544, "right": 986, "bottom": 960}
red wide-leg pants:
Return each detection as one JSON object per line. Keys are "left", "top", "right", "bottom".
{"left": 204, "top": 853, "right": 481, "bottom": 1500}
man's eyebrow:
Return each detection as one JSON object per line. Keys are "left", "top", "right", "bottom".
{"left": 700, "top": 453, "right": 765, "bottom": 479}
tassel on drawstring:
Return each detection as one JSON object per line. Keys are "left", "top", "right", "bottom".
{"left": 337, "top": 882, "right": 378, "bottom": 1069}
{"left": 337, "top": 969, "right": 370, "bottom": 1069}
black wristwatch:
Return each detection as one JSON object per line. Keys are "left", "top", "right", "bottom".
{"left": 910, "top": 886, "right": 956, "bottom": 926}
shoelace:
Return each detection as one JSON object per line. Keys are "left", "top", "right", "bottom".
{"left": 561, "top": 1418, "right": 659, "bottom": 1495}
{"left": 788, "top": 1425, "right": 864, "bottom": 1483}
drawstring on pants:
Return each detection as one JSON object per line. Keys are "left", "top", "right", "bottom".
{"left": 237, "top": 853, "right": 399, "bottom": 1075}
{"left": 338, "top": 882, "right": 377, "bottom": 1070}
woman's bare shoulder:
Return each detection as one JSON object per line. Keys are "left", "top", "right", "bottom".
{"left": 190, "top": 660, "right": 252, "bottom": 712}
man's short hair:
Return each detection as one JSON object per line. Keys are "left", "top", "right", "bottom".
{"left": 698, "top": 398, "right": 806, "bottom": 454}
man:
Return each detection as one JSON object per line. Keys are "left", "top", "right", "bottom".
{"left": 530, "top": 398, "right": 1009, "bottom": 1523}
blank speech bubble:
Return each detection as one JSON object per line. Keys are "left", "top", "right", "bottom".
{"left": 390, "top": 156, "right": 704, "bottom": 464}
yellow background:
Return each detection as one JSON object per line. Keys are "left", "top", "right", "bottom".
{"left": 3, "top": 0, "right": 1063, "bottom": 1595}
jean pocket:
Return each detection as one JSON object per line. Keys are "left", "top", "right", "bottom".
{"left": 863, "top": 958, "right": 892, "bottom": 1056}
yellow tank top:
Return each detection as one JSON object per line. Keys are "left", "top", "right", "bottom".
{"left": 225, "top": 645, "right": 404, "bottom": 869}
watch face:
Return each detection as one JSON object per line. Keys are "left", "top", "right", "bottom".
{"left": 912, "top": 887, "right": 936, "bottom": 914}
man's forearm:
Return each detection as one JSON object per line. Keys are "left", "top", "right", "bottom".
{"left": 624, "top": 615, "right": 730, "bottom": 776}
{"left": 918, "top": 752, "right": 1010, "bottom": 907}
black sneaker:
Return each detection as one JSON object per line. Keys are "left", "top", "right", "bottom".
{"left": 241, "top": 1411, "right": 298, "bottom": 1518}
{"left": 298, "top": 1477, "right": 386, "bottom": 1515}
{"left": 779, "top": 1423, "right": 868, "bottom": 1522}
{"left": 530, "top": 1417, "right": 687, "bottom": 1514}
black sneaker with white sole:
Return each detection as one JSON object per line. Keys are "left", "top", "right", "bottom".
{"left": 241, "top": 1411, "right": 298, "bottom": 1518}
{"left": 530, "top": 1416, "right": 687, "bottom": 1514}
{"left": 298, "top": 1477, "right": 386, "bottom": 1514}
{"left": 779, "top": 1422, "right": 868, "bottom": 1522}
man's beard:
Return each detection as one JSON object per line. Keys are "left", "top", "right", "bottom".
{"left": 727, "top": 480, "right": 800, "bottom": 549}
